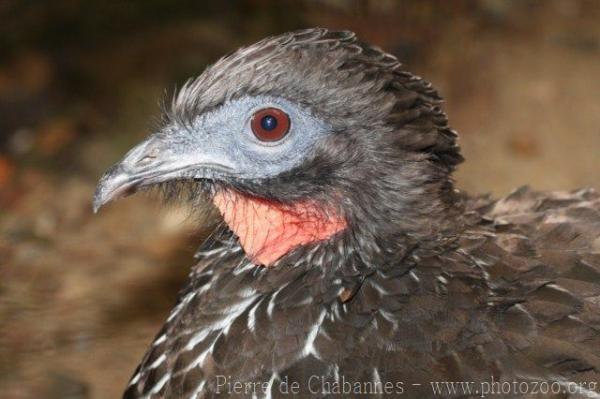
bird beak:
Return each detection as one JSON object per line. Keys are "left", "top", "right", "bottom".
{"left": 93, "top": 133, "right": 235, "bottom": 213}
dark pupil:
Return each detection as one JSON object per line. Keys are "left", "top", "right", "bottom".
{"left": 260, "top": 115, "right": 277, "bottom": 131}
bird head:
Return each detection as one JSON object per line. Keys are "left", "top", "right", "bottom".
{"left": 94, "top": 29, "right": 463, "bottom": 267}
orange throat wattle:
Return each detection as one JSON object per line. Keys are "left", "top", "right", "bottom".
{"left": 213, "top": 189, "right": 347, "bottom": 267}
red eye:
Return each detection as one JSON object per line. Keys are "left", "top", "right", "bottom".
{"left": 251, "top": 108, "right": 290, "bottom": 142}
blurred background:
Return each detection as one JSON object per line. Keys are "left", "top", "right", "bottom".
{"left": 0, "top": 1, "right": 598, "bottom": 397}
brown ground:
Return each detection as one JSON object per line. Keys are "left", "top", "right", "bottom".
{"left": 1, "top": 2, "right": 599, "bottom": 398}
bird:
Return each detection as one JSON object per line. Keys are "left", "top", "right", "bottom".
{"left": 93, "top": 28, "right": 600, "bottom": 398}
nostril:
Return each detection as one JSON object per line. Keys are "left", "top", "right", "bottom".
{"left": 136, "top": 147, "right": 161, "bottom": 165}
{"left": 137, "top": 155, "right": 155, "bottom": 165}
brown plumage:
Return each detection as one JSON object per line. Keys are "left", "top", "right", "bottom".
{"left": 93, "top": 29, "right": 600, "bottom": 398}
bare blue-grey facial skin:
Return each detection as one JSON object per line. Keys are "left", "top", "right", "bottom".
{"left": 93, "top": 95, "right": 332, "bottom": 211}
{"left": 168, "top": 95, "right": 332, "bottom": 179}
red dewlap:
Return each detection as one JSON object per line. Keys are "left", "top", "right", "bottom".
{"left": 213, "top": 189, "right": 347, "bottom": 266}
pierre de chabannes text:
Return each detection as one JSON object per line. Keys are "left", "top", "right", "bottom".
{"left": 214, "top": 375, "right": 598, "bottom": 397}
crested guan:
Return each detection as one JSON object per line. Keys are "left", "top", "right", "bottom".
{"left": 94, "top": 28, "right": 600, "bottom": 398}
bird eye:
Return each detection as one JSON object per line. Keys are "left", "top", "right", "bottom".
{"left": 251, "top": 108, "right": 290, "bottom": 142}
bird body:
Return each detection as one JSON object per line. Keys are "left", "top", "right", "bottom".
{"left": 94, "top": 29, "right": 600, "bottom": 398}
